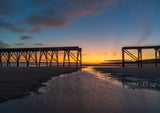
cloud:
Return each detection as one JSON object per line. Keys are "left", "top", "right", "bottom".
{"left": 0, "top": 0, "right": 122, "bottom": 33}
{"left": 0, "top": 39, "right": 10, "bottom": 48}
{"left": 27, "top": 14, "right": 70, "bottom": 28}
{"left": 30, "top": 28, "right": 42, "bottom": 33}
{"left": 20, "top": 36, "right": 32, "bottom": 40}
{"left": 66, "top": 0, "right": 116, "bottom": 18}
{"left": 35, "top": 43, "right": 44, "bottom": 46}
{"left": 26, "top": 0, "right": 120, "bottom": 29}
{"left": 14, "top": 43, "right": 24, "bottom": 46}
{"left": 0, "top": 18, "right": 42, "bottom": 33}
{"left": 0, "top": 18, "right": 28, "bottom": 33}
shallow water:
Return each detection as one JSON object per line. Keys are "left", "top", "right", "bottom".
{"left": 0, "top": 66, "right": 160, "bottom": 113}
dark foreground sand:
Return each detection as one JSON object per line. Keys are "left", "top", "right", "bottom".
{"left": 0, "top": 67, "right": 80, "bottom": 103}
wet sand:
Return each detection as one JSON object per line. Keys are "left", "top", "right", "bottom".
{"left": 94, "top": 65, "right": 160, "bottom": 77}
{"left": 0, "top": 66, "right": 160, "bottom": 113}
{"left": 94, "top": 65, "right": 160, "bottom": 91}
{"left": 0, "top": 67, "right": 80, "bottom": 103}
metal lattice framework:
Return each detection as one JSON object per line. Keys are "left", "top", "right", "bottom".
{"left": 0, "top": 47, "right": 82, "bottom": 67}
{"left": 122, "top": 46, "right": 160, "bottom": 67}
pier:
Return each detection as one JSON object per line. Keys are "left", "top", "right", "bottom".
{"left": 0, "top": 47, "right": 82, "bottom": 67}
{"left": 122, "top": 46, "right": 160, "bottom": 67}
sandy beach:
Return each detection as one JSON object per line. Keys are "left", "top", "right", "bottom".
{"left": 0, "top": 67, "right": 80, "bottom": 103}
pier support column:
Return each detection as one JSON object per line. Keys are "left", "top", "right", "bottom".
{"left": 27, "top": 61, "right": 29, "bottom": 67}
{"left": 34, "top": 51, "right": 38, "bottom": 67}
{"left": 155, "top": 49, "right": 158, "bottom": 67}
{"left": 76, "top": 50, "right": 79, "bottom": 66}
{"left": 158, "top": 50, "right": 160, "bottom": 65}
{"left": 23, "top": 51, "right": 32, "bottom": 67}
{"left": 0, "top": 52, "right": 2, "bottom": 67}
{"left": 15, "top": 52, "right": 21, "bottom": 67}
{"left": 50, "top": 51, "right": 53, "bottom": 67}
{"left": 7, "top": 52, "right": 11, "bottom": 67}
{"left": 45, "top": 51, "right": 48, "bottom": 67}
{"left": 158, "top": 49, "right": 160, "bottom": 59}
{"left": 138, "top": 49, "right": 142, "bottom": 67}
{"left": 80, "top": 49, "right": 82, "bottom": 66}
{"left": 67, "top": 50, "right": 70, "bottom": 66}
{"left": 56, "top": 51, "right": 59, "bottom": 67}
{"left": 17, "top": 59, "right": 19, "bottom": 67}
{"left": 63, "top": 50, "right": 71, "bottom": 67}
{"left": 137, "top": 49, "right": 139, "bottom": 67}
{"left": 122, "top": 48, "right": 125, "bottom": 67}
{"left": 39, "top": 51, "right": 43, "bottom": 67}
{"left": 63, "top": 51, "right": 66, "bottom": 67}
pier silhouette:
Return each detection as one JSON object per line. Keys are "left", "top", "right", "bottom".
{"left": 0, "top": 47, "right": 82, "bottom": 67}
{"left": 122, "top": 46, "right": 160, "bottom": 67}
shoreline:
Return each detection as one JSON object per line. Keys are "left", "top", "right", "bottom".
{"left": 0, "top": 67, "right": 81, "bottom": 103}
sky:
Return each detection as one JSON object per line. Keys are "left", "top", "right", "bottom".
{"left": 0, "top": 0, "right": 160, "bottom": 63}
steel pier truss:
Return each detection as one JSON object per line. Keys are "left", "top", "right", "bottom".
{"left": 0, "top": 47, "right": 82, "bottom": 67}
{"left": 122, "top": 46, "right": 160, "bottom": 67}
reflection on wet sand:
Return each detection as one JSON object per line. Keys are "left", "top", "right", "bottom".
{"left": 94, "top": 65, "right": 160, "bottom": 91}
{"left": 0, "top": 66, "right": 160, "bottom": 113}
